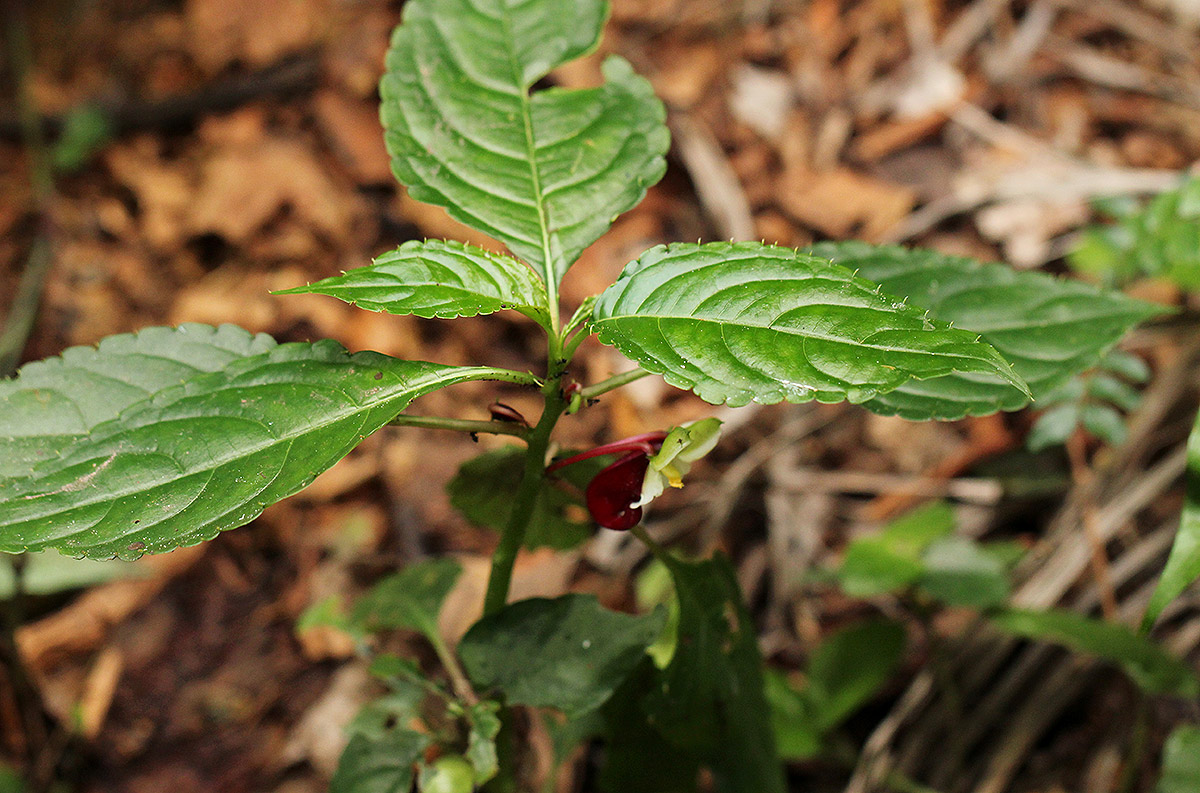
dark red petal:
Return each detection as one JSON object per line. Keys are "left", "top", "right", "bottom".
{"left": 585, "top": 451, "right": 649, "bottom": 531}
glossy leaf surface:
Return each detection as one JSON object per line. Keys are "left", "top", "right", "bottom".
{"left": 330, "top": 730, "right": 429, "bottom": 793}
{"left": 459, "top": 594, "right": 663, "bottom": 717}
{"left": 0, "top": 331, "right": 512, "bottom": 559}
{"left": 809, "top": 242, "right": 1163, "bottom": 419}
{"left": 275, "top": 240, "right": 549, "bottom": 325}
{"left": 1143, "top": 408, "right": 1200, "bottom": 630}
{"left": 593, "top": 242, "right": 1028, "bottom": 409}
{"left": 380, "top": 0, "right": 668, "bottom": 284}
{"left": 0, "top": 323, "right": 276, "bottom": 480}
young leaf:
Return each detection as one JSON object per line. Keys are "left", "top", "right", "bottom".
{"left": 991, "top": 608, "right": 1199, "bottom": 697}
{"left": 805, "top": 619, "right": 906, "bottom": 732}
{"left": 643, "top": 553, "right": 785, "bottom": 793}
{"left": 592, "top": 242, "right": 1028, "bottom": 409}
{"left": 0, "top": 323, "right": 276, "bottom": 480}
{"left": 354, "top": 558, "right": 462, "bottom": 642}
{"left": 458, "top": 594, "right": 664, "bottom": 717}
{"left": 464, "top": 701, "right": 502, "bottom": 784}
{"left": 380, "top": 0, "right": 668, "bottom": 286}
{"left": 447, "top": 447, "right": 605, "bottom": 550}
{"left": 918, "top": 536, "right": 1010, "bottom": 609}
{"left": 1143, "top": 409, "right": 1200, "bottom": 630}
{"left": 1158, "top": 725, "right": 1200, "bottom": 793}
{"left": 836, "top": 501, "right": 955, "bottom": 597}
{"left": 330, "top": 730, "right": 430, "bottom": 793}
{"left": 808, "top": 242, "right": 1164, "bottom": 420}
{"left": 275, "top": 240, "right": 550, "bottom": 325}
{"left": 0, "top": 336, "right": 516, "bottom": 559}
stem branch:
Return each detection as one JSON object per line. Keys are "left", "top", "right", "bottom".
{"left": 580, "top": 368, "right": 651, "bottom": 401}
{"left": 388, "top": 414, "right": 530, "bottom": 440}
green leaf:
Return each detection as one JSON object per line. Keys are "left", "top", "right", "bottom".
{"left": 593, "top": 242, "right": 1029, "bottom": 409}
{"left": 275, "top": 240, "right": 549, "bottom": 325}
{"left": 763, "top": 670, "right": 824, "bottom": 761}
{"left": 459, "top": 594, "right": 664, "bottom": 717}
{"left": 806, "top": 619, "right": 906, "bottom": 731}
{"left": 331, "top": 730, "right": 430, "bottom": 793}
{"left": 808, "top": 242, "right": 1163, "bottom": 420}
{"left": 51, "top": 104, "right": 113, "bottom": 173}
{"left": 1080, "top": 402, "right": 1128, "bottom": 447}
{"left": 0, "top": 332, "right": 512, "bottom": 559}
{"left": 991, "top": 608, "right": 1199, "bottom": 697}
{"left": 1027, "top": 403, "right": 1080, "bottom": 452}
{"left": 643, "top": 553, "right": 785, "bottom": 793}
{"left": 1143, "top": 409, "right": 1200, "bottom": 630}
{"left": 447, "top": 447, "right": 605, "bottom": 550}
{"left": 380, "top": 0, "right": 668, "bottom": 285}
{"left": 0, "top": 765, "right": 22, "bottom": 793}
{"left": 918, "top": 536, "right": 1010, "bottom": 609}
{"left": 1158, "top": 725, "right": 1200, "bottom": 793}
{"left": 0, "top": 323, "right": 276, "bottom": 480}
{"left": 836, "top": 502, "right": 955, "bottom": 597}
{"left": 354, "top": 558, "right": 462, "bottom": 641}
{"left": 1, "top": 553, "right": 142, "bottom": 599}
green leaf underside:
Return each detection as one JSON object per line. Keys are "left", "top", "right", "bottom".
{"left": 275, "top": 239, "right": 550, "bottom": 324}
{"left": 809, "top": 242, "right": 1163, "bottom": 420}
{"left": 380, "top": 0, "right": 668, "bottom": 285}
{"left": 0, "top": 329, "right": 513, "bottom": 559}
{"left": 0, "top": 323, "right": 276, "bottom": 481}
{"left": 991, "top": 608, "right": 1199, "bottom": 697}
{"left": 330, "top": 730, "right": 430, "bottom": 793}
{"left": 1143, "top": 409, "right": 1200, "bottom": 630}
{"left": 459, "top": 594, "right": 664, "bottom": 717}
{"left": 447, "top": 446, "right": 606, "bottom": 550}
{"left": 593, "top": 242, "right": 1029, "bottom": 409}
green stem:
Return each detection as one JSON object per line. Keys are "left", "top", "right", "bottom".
{"left": 387, "top": 414, "right": 530, "bottom": 441}
{"left": 482, "top": 381, "right": 567, "bottom": 615}
{"left": 581, "top": 368, "right": 651, "bottom": 400}
{"left": 426, "top": 630, "right": 478, "bottom": 707}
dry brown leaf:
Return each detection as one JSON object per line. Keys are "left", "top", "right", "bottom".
{"left": 104, "top": 140, "right": 194, "bottom": 252}
{"left": 313, "top": 90, "right": 393, "bottom": 185}
{"left": 185, "top": 0, "right": 329, "bottom": 74}
{"left": 778, "top": 166, "right": 915, "bottom": 240}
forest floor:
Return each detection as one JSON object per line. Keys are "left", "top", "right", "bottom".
{"left": 1, "top": 0, "right": 1199, "bottom": 791}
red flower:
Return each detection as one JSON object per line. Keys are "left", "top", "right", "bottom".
{"left": 585, "top": 451, "right": 651, "bottom": 530}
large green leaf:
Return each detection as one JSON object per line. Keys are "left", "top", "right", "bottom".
{"left": 459, "top": 594, "right": 663, "bottom": 717}
{"left": 991, "top": 608, "right": 1199, "bottom": 697}
{"left": 808, "top": 242, "right": 1163, "bottom": 419}
{"left": 380, "top": 0, "right": 668, "bottom": 286}
{"left": 592, "top": 242, "right": 1029, "bottom": 409}
{"left": 275, "top": 240, "right": 549, "bottom": 325}
{"left": 0, "top": 332, "right": 516, "bottom": 559}
{"left": 644, "top": 553, "right": 785, "bottom": 793}
{"left": 0, "top": 323, "right": 276, "bottom": 480}
{"left": 1143, "top": 408, "right": 1200, "bottom": 630}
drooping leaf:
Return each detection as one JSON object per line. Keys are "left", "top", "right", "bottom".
{"left": 1143, "top": 409, "right": 1200, "bottom": 630}
{"left": 275, "top": 240, "right": 549, "bottom": 325}
{"left": 643, "top": 553, "right": 785, "bottom": 793}
{"left": 991, "top": 608, "right": 1199, "bottom": 697}
{"left": 808, "top": 242, "right": 1163, "bottom": 420}
{"left": 0, "top": 334, "right": 515, "bottom": 559}
{"left": 380, "top": 0, "right": 668, "bottom": 285}
{"left": 1158, "top": 725, "right": 1200, "bottom": 793}
{"left": 447, "top": 447, "right": 606, "bottom": 550}
{"left": 330, "top": 730, "right": 430, "bottom": 793}
{"left": 592, "top": 242, "right": 1029, "bottom": 409}
{"left": 0, "top": 323, "right": 276, "bottom": 480}
{"left": 354, "top": 558, "right": 462, "bottom": 641}
{"left": 459, "top": 594, "right": 663, "bottom": 717}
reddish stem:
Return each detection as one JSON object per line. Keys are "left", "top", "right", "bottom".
{"left": 546, "top": 431, "right": 667, "bottom": 473}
